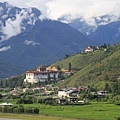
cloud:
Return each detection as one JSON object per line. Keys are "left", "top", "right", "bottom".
{"left": 1, "top": 7, "right": 40, "bottom": 40}
{"left": 2, "top": 14, "right": 22, "bottom": 40}
{"left": 0, "top": 46, "right": 11, "bottom": 52}
{"left": 24, "top": 40, "right": 41, "bottom": 46}
{"left": 0, "top": 0, "right": 120, "bottom": 20}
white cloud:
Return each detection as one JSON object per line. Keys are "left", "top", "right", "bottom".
{"left": 2, "top": 13, "right": 23, "bottom": 40}
{"left": 0, "top": 0, "right": 120, "bottom": 20}
{"left": 1, "top": 7, "right": 40, "bottom": 40}
{"left": 0, "top": 0, "right": 120, "bottom": 30}
{"left": 24, "top": 40, "right": 41, "bottom": 46}
{"left": 0, "top": 46, "right": 11, "bottom": 52}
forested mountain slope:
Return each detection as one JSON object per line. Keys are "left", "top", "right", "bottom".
{"left": 52, "top": 44, "right": 120, "bottom": 90}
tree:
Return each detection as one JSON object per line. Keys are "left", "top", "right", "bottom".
{"left": 0, "top": 94, "right": 2, "bottom": 99}
{"left": 47, "top": 72, "right": 51, "bottom": 84}
{"left": 68, "top": 62, "right": 72, "bottom": 72}
{"left": 0, "top": 80, "right": 3, "bottom": 87}
{"left": 65, "top": 54, "right": 70, "bottom": 59}
{"left": 117, "top": 79, "right": 120, "bottom": 93}
{"left": 113, "top": 95, "right": 120, "bottom": 105}
{"left": 3, "top": 80, "right": 7, "bottom": 88}
{"left": 53, "top": 74, "right": 56, "bottom": 84}
{"left": 57, "top": 65, "right": 61, "bottom": 70}
{"left": 33, "top": 108, "right": 39, "bottom": 114}
{"left": 38, "top": 79, "right": 40, "bottom": 87}
{"left": 111, "top": 83, "right": 118, "bottom": 93}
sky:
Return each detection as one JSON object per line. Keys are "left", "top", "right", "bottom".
{"left": 0, "top": 0, "right": 120, "bottom": 20}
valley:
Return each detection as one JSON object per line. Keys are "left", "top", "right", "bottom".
{"left": 0, "top": 1, "right": 120, "bottom": 120}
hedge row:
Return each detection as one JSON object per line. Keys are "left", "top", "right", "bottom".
{"left": 0, "top": 105, "right": 39, "bottom": 114}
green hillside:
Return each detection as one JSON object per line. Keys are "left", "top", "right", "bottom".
{"left": 1, "top": 44, "right": 120, "bottom": 91}
{"left": 52, "top": 44, "right": 120, "bottom": 90}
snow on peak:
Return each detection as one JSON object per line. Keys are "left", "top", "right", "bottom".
{"left": 0, "top": 3, "right": 41, "bottom": 41}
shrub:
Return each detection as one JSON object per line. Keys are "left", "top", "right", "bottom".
{"left": 116, "top": 117, "right": 120, "bottom": 120}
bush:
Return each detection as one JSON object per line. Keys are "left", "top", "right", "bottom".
{"left": 116, "top": 117, "right": 120, "bottom": 120}
{"left": 0, "top": 105, "right": 39, "bottom": 114}
{"left": 113, "top": 95, "right": 120, "bottom": 105}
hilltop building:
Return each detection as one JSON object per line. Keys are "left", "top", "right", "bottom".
{"left": 24, "top": 66, "right": 59, "bottom": 84}
{"left": 85, "top": 46, "right": 93, "bottom": 53}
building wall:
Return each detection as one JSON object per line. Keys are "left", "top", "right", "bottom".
{"left": 24, "top": 71, "right": 59, "bottom": 84}
{"left": 34, "top": 73, "right": 48, "bottom": 79}
{"left": 26, "top": 73, "right": 34, "bottom": 79}
{"left": 58, "top": 91, "right": 67, "bottom": 98}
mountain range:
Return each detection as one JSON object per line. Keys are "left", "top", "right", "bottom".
{"left": 0, "top": 2, "right": 120, "bottom": 80}
{"left": 0, "top": 2, "right": 96, "bottom": 79}
{"left": 59, "top": 13, "right": 120, "bottom": 45}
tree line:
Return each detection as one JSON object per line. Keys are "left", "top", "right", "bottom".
{"left": 0, "top": 105, "right": 39, "bottom": 114}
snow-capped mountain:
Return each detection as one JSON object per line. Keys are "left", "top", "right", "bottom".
{"left": 59, "top": 10, "right": 120, "bottom": 45}
{"left": 0, "top": 2, "right": 97, "bottom": 79}
{"left": 0, "top": 2, "right": 41, "bottom": 41}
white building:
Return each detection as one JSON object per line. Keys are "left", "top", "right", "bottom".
{"left": 97, "top": 91, "right": 108, "bottom": 96}
{"left": 85, "top": 46, "right": 93, "bottom": 53}
{"left": 58, "top": 88, "right": 79, "bottom": 98}
{"left": 58, "top": 90, "right": 67, "bottom": 98}
{"left": 24, "top": 66, "right": 59, "bottom": 84}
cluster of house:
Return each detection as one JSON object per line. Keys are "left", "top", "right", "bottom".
{"left": 0, "top": 85, "right": 109, "bottom": 106}
{"left": 84, "top": 44, "right": 114, "bottom": 53}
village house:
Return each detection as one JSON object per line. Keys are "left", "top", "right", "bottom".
{"left": 58, "top": 89, "right": 67, "bottom": 98}
{"left": 0, "top": 102, "right": 13, "bottom": 107}
{"left": 23, "top": 87, "right": 30, "bottom": 93}
{"left": 10, "top": 88, "right": 20, "bottom": 96}
{"left": 97, "top": 91, "right": 108, "bottom": 96}
{"left": 58, "top": 88, "right": 79, "bottom": 98}
{"left": 85, "top": 46, "right": 93, "bottom": 53}
{"left": 24, "top": 65, "right": 59, "bottom": 84}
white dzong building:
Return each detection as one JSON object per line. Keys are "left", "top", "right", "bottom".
{"left": 24, "top": 66, "right": 59, "bottom": 84}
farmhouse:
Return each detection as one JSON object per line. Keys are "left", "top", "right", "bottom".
{"left": 24, "top": 65, "right": 59, "bottom": 84}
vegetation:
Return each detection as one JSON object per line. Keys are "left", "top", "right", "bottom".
{"left": 0, "top": 102, "right": 120, "bottom": 120}
{"left": 0, "top": 105, "right": 39, "bottom": 114}
{"left": 1, "top": 43, "right": 120, "bottom": 91}
{"left": 0, "top": 74, "right": 25, "bottom": 88}
{"left": 0, "top": 113, "right": 75, "bottom": 120}
{"left": 53, "top": 44, "right": 120, "bottom": 91}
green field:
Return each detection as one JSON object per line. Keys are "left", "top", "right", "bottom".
{"left": 1, "top": 102, "right": 119, "bottom": 120}
{"left": 0, "top": 113, "right": 75, "bottom": 120}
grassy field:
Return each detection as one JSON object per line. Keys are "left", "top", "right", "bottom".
{"left": 0, "top": 102, "right": 120, "bottom": 120}
{"left": 12, "top": 102, "right": 120, "bottom": 120}
{"left": 0, "top": 113, "right": 75, "bottom": 120}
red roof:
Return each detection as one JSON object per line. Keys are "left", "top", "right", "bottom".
{"left": 26, "top": 71, "right": 57, "bottom": 74}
